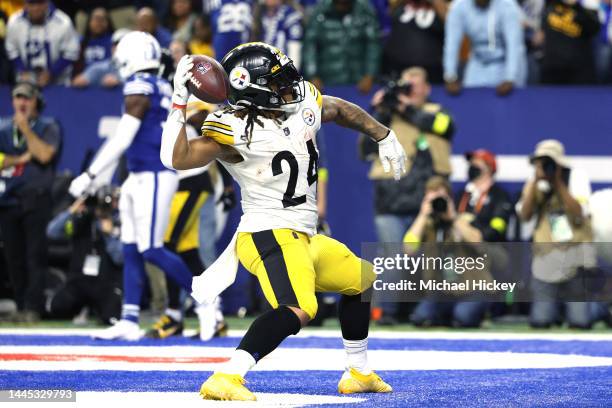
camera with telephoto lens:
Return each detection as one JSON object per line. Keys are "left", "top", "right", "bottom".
{"left": 380, "top": 80, "right": 413, "bottom": 109}
{"left": 84, "top": 186, "right": 116, "bottom": 217}
{"left": 431, "top": 196, "right": 448, "bottom": 215}
{"left": 541, "top": 156, "right": 557, "bottom": 178}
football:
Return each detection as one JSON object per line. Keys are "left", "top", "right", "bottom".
{"left": 187, "top": 54, "right": 230, "bottom": 104}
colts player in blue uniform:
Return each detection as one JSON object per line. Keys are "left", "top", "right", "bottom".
{"left": 69, "top": 32, "right": 198, "bottom": 340}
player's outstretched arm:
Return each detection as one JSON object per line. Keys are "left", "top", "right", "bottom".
{"left": 68, "top": 95, "right": 147, "bottom": 198}
{"left": 321, "top": 95, "right": 389, "bottom": 141}
{"left": 320, "top": 95, "right": 408, "bottom": 180}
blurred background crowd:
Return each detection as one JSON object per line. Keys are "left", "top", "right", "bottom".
{"left": 1, "top": 0, "right": 611, "bottom": 90}
{"left": 0, "top": 0, "right": 611, "bottom": 334}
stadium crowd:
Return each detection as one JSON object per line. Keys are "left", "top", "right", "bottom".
{"left": 0, "top": 0, "right": 611, "bottom": 332}
{"left": 0, "top": 0, "right": 610, "bottom": 88}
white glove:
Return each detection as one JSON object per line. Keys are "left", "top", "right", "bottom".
{"left": 378, "top": 130, "right": 407, "bottom": 180}
{"left": 172, "top": 54, "right": 194, "bottom": 106}
{"left": 68, "top": 172, "right": 94, "bottom": 198}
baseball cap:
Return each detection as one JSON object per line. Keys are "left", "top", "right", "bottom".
{"left": 465, "top": 149, "right": 497, "bottom": 173}
{"left": 12, "top": 82, "right": 38, "bottom": 99}
{"left": 529, "top": 139, "right": 570, "bottom": 167}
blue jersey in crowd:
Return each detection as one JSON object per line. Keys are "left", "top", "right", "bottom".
{"left": 203, "top": 0, "right": 253, "bottom": 59}
{"left": 122, "top": 72, "right": 172, "bottom": 173}
{"left": 82, "top": 34, "right": 113, "bottom": 67}
{"left": 261, "top": 4, "right": 302, "bottom": 54}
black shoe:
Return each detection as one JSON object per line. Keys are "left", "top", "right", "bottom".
{"left": 145, "top": 314, "right": 184, "bottom": 339}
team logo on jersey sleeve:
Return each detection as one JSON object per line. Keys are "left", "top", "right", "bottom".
{"left": 302, "top": 108, "right": 315, "bottom": 126}
{"left": 229, "top": 67, "right": 250, "bottom": 90}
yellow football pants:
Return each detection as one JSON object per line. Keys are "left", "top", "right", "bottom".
{"left": 237, "top": 229, "right": 376, "bottom": 319}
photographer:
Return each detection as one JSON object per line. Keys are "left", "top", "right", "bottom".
{"left": 45, "top": 186, "right": 122, "bottom": 324}
{"left": 518, "top": 140, "right": 595, "bottom": 329}
{"left": 404, "top": 164, "right": 511, "bottom": 327}
{"left": 360, "top": 66, "right": 454, "bottom": 325}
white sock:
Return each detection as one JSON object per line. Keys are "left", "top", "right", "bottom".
{"left": 164, "top": 308, "right": 182, "bottom": 322}
{"left": 343, "top": 338, "right": 371, "bottom": 374}
{"left": 216, "top": 349, "right": 256, "bottom": 377}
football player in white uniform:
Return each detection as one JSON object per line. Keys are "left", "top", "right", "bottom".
{"left": 161, "top": 42, "right": 407, "bottom": 401}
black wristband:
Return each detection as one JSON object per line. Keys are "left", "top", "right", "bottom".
{"left": 375, "top": 129, "right": 391, "bottom": 143}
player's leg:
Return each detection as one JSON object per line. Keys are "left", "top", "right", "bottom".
{"left": 200, "top": 229, "right": 316, "bottom": 401}
{"left": 135, "top": 171, "right": 193, "bottom": 290}
{"left": 310, "top": 234, "right": 392, "bottom": 394}
{"left": 147, "top": 187, "right": 205, "bottom": 339}
{"left": 95, "top": 175, "right": 145, "bottom": 340}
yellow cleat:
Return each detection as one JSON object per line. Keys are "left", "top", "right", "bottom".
{"left": 338, "top": 368, "right": 393, "bottom": 394}
{"left": 199, "top": 372, "right": 256, "bottom": 401}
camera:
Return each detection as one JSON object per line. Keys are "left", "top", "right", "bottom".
{"left": 431, "top": 196, "right": 448, "bottom": 215}
{"left": 541, "top": 156, "right": 557, "bottom": 178}
{"left": 380, "top": 80, "right": 413, "bottom": 108}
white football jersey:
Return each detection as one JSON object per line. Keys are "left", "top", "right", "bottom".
{"left": 202, "top": 82, "right": 323, "bottom": 236}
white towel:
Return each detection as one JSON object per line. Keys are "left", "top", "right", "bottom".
{"left": 191, "top": 231, "right": 239, "bottom": 305}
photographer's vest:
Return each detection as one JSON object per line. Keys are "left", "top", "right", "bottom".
{"left": 420, "top": 219, "right": 494, "bottom": 296}
{"left": 533, "top": 189, "right": 592, "bottom": 245}
{"left": 368, "top": 104, "right": 451, "bottom": 180}
{"left": 532, "top": 188, "right": 595, "bottom": 282}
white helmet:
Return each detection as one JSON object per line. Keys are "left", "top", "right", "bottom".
{"left": 114, "top": 31, "right": 161, "bottom": 80}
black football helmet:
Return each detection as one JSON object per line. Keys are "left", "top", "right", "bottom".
{"left": 220, "top": 42, "right": 305, "bottom": 112}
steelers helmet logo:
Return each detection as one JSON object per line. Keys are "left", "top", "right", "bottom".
{"left": 229, "top": 66, "right": 250, "bottom": 90}
{"left": 302, "top": 108, "right": 315, "bottom": 126}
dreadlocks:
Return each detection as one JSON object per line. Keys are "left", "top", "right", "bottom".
{"left": 227, "top": 105, "right": 283, "bottom": 149}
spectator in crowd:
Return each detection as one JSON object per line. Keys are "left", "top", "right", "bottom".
{"left": 5, "top": 0, "right": 80, "bottom": 86}
{"left": 0, "top": 82, "right": 62, "bottom": 323}
{"left": 359, "top": 67, "right": 454, "bottom": 325}
{"left": 303, "top": 0, "right": 381, "bottom": 93}
{"left": 539, "top": 0, "right": 600, "bottom": 84}
{"left": 74, "top": 1, "right": 139, "bottom": 35}
{"left": 72, "top": 28, "right": 130, "bottom": 88}
{"left": 166, "top": 0, "right": 198, "bottom": 43}
{"left": 518, "top": 139, "right": 595, "bottom": 329}
{"left": 596, "top": 0, "right": 612, "bottom": 83}
{"left": 135, "top": 7, "right": 173, "bottom": 49}
{"left": 189, "top": 13, "right": 215, "bottom": 57}
{"left": 74, "top": 7, "right": 114, "bottom": 76}
{"left": 169, "top": 39, "right": 189, "bottom": 68}
{"left": 404, "top": 165, "right": 511, "bottom": 328}
{"left": 259, "top": 0, "right": 304, "bottom": 69}
{"left": 45, "top": 187, "right": 122, "bottom": 325}
{"left": 0, "top": 9, "right": 14, "bottom": 84}
{"left": 371, "top": 0, "right": 392, "bottom": 38}
{"left": 203, "top": 0, "right": 253, "bottom": 59}
{"left": 518, "top": 0, "right": 545, "bottom": 83}
{"left": 383, "top": 0, "right": 449, "bottom": 83}
{"left": 443, "top": 0, "right": 527, "bottom": 96}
